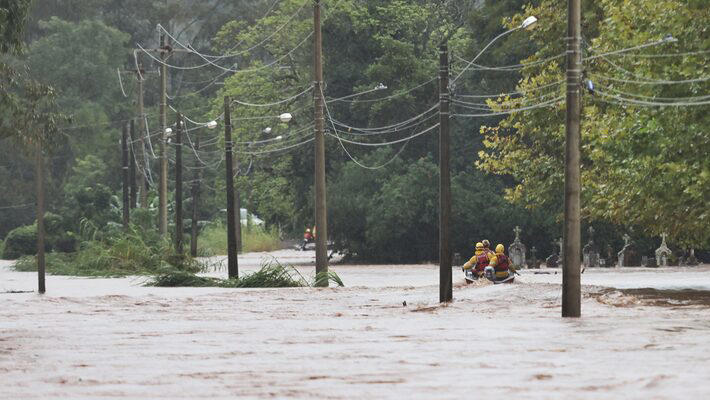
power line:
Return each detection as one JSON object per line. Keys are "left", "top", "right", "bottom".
{"left": 452, "top": 96, "right": 564, "bottom": 118}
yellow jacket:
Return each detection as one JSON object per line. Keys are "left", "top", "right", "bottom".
{"left": 487, "top": 250, "right": 498, "bottom": 267}
{"left": 463, "top": 250, "right": 484, "bottom": 270}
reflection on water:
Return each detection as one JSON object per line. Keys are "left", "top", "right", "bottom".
{"left": 595, "top": 288, "right": 710, "bottom": 307}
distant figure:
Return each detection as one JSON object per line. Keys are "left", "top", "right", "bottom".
{"left": 301, "top": 228, "right": 313, "bottom": 251}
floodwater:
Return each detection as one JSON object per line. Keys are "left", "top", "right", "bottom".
{"left": 1, "top": 252, "right": 709, "bottom": 399}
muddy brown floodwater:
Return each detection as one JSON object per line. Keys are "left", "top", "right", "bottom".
{"left": 1, "top": 252, "right": 709, "bottom": 399}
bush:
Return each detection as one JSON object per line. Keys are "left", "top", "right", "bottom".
{"left": 3, "top": 225, "right": 37, "bottom": 259}
{"left": 2, "top": 212, "right": 77, "bottom": 259}
{"left": 13, "top": 225, "right": 201, "bottom": 276}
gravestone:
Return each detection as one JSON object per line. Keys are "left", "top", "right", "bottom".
{"left": 545, "top": 238, "right": 563, "bottom": 268}
{"left": 508, "top": 226, "right": 527, "bottom": 269}
{"left": 528, "top": 246, "right": 538, "bottom": 269}
{"left": 687, "top": 249, "right": 699, "bottom": 266}
{"left": 582, "top": 226, "right": 600, "bottom": 269}
{"left": 617, "top": 234, "right": 632, "bottom": 268}
{"left": 654, "top": 233, "right": 672, "bottom": 267}
{"left": 556, "top": 237, "right": 564, "bottom": 267}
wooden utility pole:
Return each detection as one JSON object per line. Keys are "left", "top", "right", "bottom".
{"left": 235, "top": 156, "right": 243, "bottom": 254}
{"left": 563, "top": 0, "right": 582, "bottom": 317}
{"left": 190, "top": 135, "right": 201, "bottom": 257}
{"left": 158, "top": 33, "right": 169, "bottom": 236}
{"left": 439, "top": 43, "right": 452, "bottom": 303}
{"left": 174, "top": 113, "right": 184, "bottom": 254}
{"left": 313, "top": 0, "right": 329, "bottom": 285}
{"left": 122, "top": 122, "right": 130, "bottom": 229}
{"left": 35, "top": 142, "right": 46, "bottom": 294}
{"left": 129, "top": 119, "right": 137, "bottom": 209}
{"left": 136, "top": 71, "right": 148, "bottom": 208}
{"left": 224, "top": 96, "right": 239, "bottom": 279}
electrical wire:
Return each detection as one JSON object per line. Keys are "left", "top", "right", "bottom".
{"left": 452, "top": 27, "right": 518, "bottom": 85}
{"left": 454, "top": 80, "right": 565, "bottom": 99}
{"left": 452, "top": 53, "right": 565, "bottom": 72}
{"left": 452, "top": 96, "right": 564, "bottom": 118}
{"left": 326, "top": 78, "right": 436, "bottom": 104}
{"left": 231, "top": 84, "right": 313, "bottom": 107}
{"left": 593, "top": 88, "right": 710, "bottom": 107}
{"left": 328, "top": 104, "right": 438, "bottom": 134}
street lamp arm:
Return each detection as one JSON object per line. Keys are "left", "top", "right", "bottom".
{"left": 451, "top": 26, "right": 519, "bottom": 85}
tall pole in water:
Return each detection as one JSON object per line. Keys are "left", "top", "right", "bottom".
{"left": 563, "top": 0, "right": 582, "bottom": 317}
{"left": 35, "top": 141, "right": 46, "bottom": 294}
{"left": 439, "top": 43, "right": 452, "bottom": 303}
{"left": 224, "top": 96, "right": 239, "bottom": 279}
{"left": 313, "top": 0, "right": 329, "bottom": 285}
{"left": 158, "top": 33, "right": 169, "bottom": 237}
{"left": 136, "top": 70, "right": 148, "bottom": 208}
{"left": 129, "top": 119, "right": 137, "bottom": 209}
{"left": 174, "top": 113, "right": 184, "bottom": 255}
{"left": 122, "top": 122, "right": 130, "bottom": 229}
{"left": 190, "top": 135, "right": 201, "bottom": 257}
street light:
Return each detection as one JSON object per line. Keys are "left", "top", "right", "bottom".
{"left": 279, "top": 113, "right": 293, "bottom": 123}
{"left": 206, "top": 120, "right": 218, "bottom": 130}
{"left": 521, "top": 16, "right": 538, "bottom": 30}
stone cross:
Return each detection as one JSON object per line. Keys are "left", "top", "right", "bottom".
{"left": 623, "top": 234, "right": 631, "bottom": 247}
{"left": 509, "top": 226, "right": 527, "bottom": 268}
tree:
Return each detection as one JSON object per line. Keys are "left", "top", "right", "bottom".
{"left": 479, "top": 0, "right": 710, "bottom": 247}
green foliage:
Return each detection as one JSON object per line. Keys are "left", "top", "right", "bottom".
{"left": 2, "top": 212, "right": 76, "bottom": 259}
{"left": 479, "top": 0, "right": 710, "bottom": 247}
{"left": 60, "top": 155, "right": 117, "bottom": 231}
{"left": 13, "top": 225, "right": 200, "bottom": 276}
{"left": 0, "top": 0, "right": 32, "bottom": 54}
{"left": 3, "top": 225, "right": 37, "bottom": 259}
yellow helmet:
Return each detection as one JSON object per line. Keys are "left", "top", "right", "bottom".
{"left": 475, "top": 242, "right": 484, "bottom": 250}
{"left": 496, "top": 244, "right": 505, "bottom": 253}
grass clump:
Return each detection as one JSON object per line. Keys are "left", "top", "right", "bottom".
{"left": 198, "top": 222, "right": 281, "bottom": 256}
{"left": 148, "top": 259, "right": 344, "bottom": 288}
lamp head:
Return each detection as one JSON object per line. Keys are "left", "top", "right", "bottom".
{"left": 206, "top": 120, "right": 218, "bottom": 130}
{"left": 375, "top": 83, "right": 387, "bottom": 90}
{"left": 263, "top": 127, "right": 272, "bottom": 134}
{"left": 521, "top": 16, "right": 538, "bottom": 30}
{"left": 164, "top": 127, "right": 173, "bottom": 135}
{"left": 279, "top": 112, "right": 293, "bottom": 123}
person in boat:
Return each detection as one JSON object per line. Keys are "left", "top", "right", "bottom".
{"left": 484, "top": 244, "right": 515, "bottom": 282}
{"left": 463, "top": 242, "right": 490, "bottom": 279}
{"left": 482, "top": 239, "right": 496, "bottom": 260}
{"left": 301, "top": 228, "right": 313, "bottom": 250}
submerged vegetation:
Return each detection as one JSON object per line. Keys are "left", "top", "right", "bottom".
{"left": 148, "top": 259, "right": 344, "bottom": 288}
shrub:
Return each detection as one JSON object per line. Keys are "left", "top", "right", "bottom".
{"left": 13, "top": 226, "right": 201, "bottom": 276}
{"left": 3, "top": 225, "right": 37, "bottom": 259}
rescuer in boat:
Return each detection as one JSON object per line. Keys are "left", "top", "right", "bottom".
{"left": 463, "top": 242, "right": 490, "bottom": 280}
{"left": 484, "top": 244, "right": 515, "bottom": 283}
